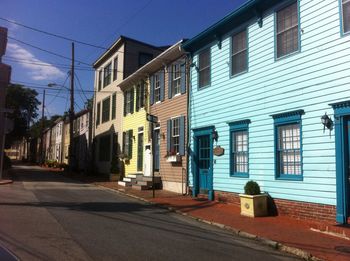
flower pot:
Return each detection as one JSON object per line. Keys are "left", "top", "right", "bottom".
{"left": 239, "top": 193, "right": 268, "bottom": 217}
{"left": 166, "top": 155, "right": 181, "bottom": 163}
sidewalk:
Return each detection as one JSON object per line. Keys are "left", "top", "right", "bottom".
{"left": 58, "top": 170, "right": 350, "bottom": 261}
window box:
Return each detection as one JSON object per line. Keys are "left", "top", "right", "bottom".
{"left": 166, "top": 154, "right": 181, "bottom": 163}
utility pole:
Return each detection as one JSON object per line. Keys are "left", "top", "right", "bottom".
{"left": 39, "top": 89, "right": 45, "bottom": 164}
{"left": 68, "top": 42, "right": 75, "bottom": 171}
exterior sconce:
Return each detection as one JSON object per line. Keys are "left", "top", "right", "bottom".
{"left": 212, "top": 130, "right": 218, "bottom": 142}
{"left": 190, "top": 62, "right": 199, "bottom": 72}
{"left": 321, "top": 112, "right": 333, "bottom": 133}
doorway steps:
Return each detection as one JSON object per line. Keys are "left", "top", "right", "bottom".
{"left": 118, "top": 173, "right": 162, "bottom": 190}
{"left": 118, "top": 173, "right": 143, "bottom": 187}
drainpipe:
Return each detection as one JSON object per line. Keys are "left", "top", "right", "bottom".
{"left": 185, "top": 53, "right": 192, "bottom": 196}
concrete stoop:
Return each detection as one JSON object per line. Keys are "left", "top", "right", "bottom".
{"left": 118, "top": 174, "right": 162, "bottom": 190}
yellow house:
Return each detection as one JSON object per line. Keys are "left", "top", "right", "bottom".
{"left": 119, "top": 77, "right": 150, "bottom": 176}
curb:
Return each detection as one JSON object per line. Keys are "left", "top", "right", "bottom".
{"left": 96, "top": 185, "right": 324, "bottom": 261}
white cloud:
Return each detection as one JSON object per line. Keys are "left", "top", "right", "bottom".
{"left": 7, "top": 43, "right": 65, "bottom": 81}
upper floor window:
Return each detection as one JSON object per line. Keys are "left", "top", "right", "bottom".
{"left": 172, "top": 64, "right": 181, "bottom": 96}
{"left": 342, "top": 0, "right": 350, "bottom": 34}
{"left": 139, "top": 52, "right": 153, "bottom": 68}
{"left": 103, "top": 62, "right": 112, "bottom": 87}
{"left": 272, "top": 110, "right": 304, "bottom": 180}
{"left": 198, "top": 48, "right": 210, "bottom": 88}
{"left": 231, "top": 29, "right": 248, "bottom": 76}
{"left": 96, "top": 102, "right": 101, "bottom": 126}
{"left": 154, "top": 74, "right": 161, "bottom": 103}
{"left": 124, "top": 88, "right": 134, "bottom": 115}
{"left": 136, "top": 81, "right": 145, "bottom": 111}
{"left": 98, "top": 70, "right": 102, "bottom": 91}
{"left": 276, "top": 2, "right": 299, "bottom": 58}
{"left": 102, "top": 97, "right": 110, "bottom": 123}
{"left": 113, "top": 57, "right": 118, "bottom": 81}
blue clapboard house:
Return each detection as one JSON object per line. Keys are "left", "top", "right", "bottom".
{"left": 183, "top": 0, "right": 350, "bottom": 224}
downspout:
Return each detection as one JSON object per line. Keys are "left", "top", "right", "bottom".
{"left": 185, "top": 52, "right": 192, "bottom": 196}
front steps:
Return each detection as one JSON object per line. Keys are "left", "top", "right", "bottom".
{"left": 118, "top": 173, "right": 162, "bottom": 190}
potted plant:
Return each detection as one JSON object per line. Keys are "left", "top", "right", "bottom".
{"left": 109, "top": 155, "right": 121, "bottom": 181}
{"left": 239, "top": 180, "right": 268, "bottom": 217}
{"left": 165, "top": 149, "right": 181, "bottom": 163}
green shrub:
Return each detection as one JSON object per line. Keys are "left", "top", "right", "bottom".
{"left": 244, "top": 180, "right": 261, "bottom": 195}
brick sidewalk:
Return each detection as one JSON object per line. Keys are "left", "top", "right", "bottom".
{"left": 57, "top": 170, "right": 350, "bottom": 261}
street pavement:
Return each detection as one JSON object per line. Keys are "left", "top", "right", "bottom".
{"left": 0, "top": 165, "right": 301, "bottom": 261}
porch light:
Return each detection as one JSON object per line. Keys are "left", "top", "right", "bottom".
{"left": 212, "top": 130, "right": 218, "bottom": 142}
{"left": 321, "top": 112, "right": 333, "bottom": 132}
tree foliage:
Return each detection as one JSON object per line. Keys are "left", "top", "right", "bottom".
{"left": 5, "top": 84, "right": 40, "bottom": 146}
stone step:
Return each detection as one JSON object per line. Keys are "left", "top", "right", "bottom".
{"left": 136, "top": 181, "right": 153, "bottom": 186}
{"left": 118, "top": 181, "right": 132, "bottom": 187}
{"left": 141, "top": 176, "right": 161, "bottom": 183}
{"left": 132, "top": 184, "right": 150, "bottom": 190}
{"left": 127, "top": 173, "right": 144, "bottom": 179}
{"left": 123, "top": 177, "right": 138, "bottom": 183}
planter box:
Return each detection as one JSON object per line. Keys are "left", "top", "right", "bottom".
{"left": 166, "top": 155, "right": 181, "bottom": 163}
{"left": 239, "top": 193, "right": 268, "bottom": 217}
{"left": 109, "top": 174, "right": 121, "bottom": 182}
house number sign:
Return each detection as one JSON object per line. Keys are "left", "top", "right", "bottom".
{"left": 213, "top": 146, "right": 224, "bottom": 156}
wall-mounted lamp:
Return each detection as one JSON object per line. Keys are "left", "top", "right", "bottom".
{"left": 321, "top": 112, "right": 333, "bottom": 133}
{"left": 212, "top": 130, "right": 218, "bottom": 142}
{"left": 190, "top": 62, "right": 199, "bottom": 71}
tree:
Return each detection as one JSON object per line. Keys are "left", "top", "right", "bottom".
{"left": 5, "top": 84, "right": 40, "bottom": 147}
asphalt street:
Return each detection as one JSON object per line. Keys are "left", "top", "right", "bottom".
{"left": 0, "top": 165, "right": 301, "bottom": 261}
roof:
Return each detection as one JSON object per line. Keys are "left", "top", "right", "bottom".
{"left": 182, "top": 0, "right": 281, "bottom": 53}
{"left": 93, "top": 35, "right": 164, "bottom": 69}
{"left": 74, "top": 108, "right": 90, "bottom": 119}
{"left": 118, "top": 39, "right": 186, "bottom": 91}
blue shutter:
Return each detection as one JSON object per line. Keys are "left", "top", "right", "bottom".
{"left": 150, "top": 76, "right": 154, "bottom": 105}
{"left": 180, "top": 63, "right": 186, "bottom": 94}
{"left": 167, "top": 119, "right": 172, "bottom": 153}
{"left": 179, "top": 116, "right": 185, "bottom": 155}
{"left": 160, "top": 70, "right": 165, "bottom": 101}
{"left": 168, "top": 65, "right": 172, "bottom": 99}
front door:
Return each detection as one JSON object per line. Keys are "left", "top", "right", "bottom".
{"left": 137, "top": 132, "right": 143, "bottom": 171}
{"left": 345, "top": 117, "right": 350, "bottom": 220}
{"left": 198, "top": 135, "right": 211, "bottom": 193}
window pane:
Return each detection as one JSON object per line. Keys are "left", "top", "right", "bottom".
{"left": 102, "top": 97, "right": 110, "bottom": 123}
{"left": 232, "top": 130, "right": 248, "bottom": 174}
{"left": 276, "top": 2, "right": 299, "bottom": 58}
{"left": 343, "top": 0, "right": 350, "bottom": 33}
{"left": 199, "top": 49, "right": 210, "bottom": 88}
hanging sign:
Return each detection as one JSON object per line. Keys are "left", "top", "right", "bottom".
{"left": 213, "top": 146, "right": 224, "bottom": 156}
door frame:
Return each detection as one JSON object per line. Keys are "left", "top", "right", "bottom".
{"left": 192, "top": 126, "right": 214, "bottom": 200}
{"left": 331, "top": 101, "right": 350, "bottom": 224}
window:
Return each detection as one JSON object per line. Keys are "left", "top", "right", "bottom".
{"left": 99, "top": 135, "right": 111, "bottom": 161}
{"left": 154, "top": 74, "right": 161, "bottom": 103}
{"left": 113, "top": 57, "right": 118, "bottom": 81}
{"left": 98, "top": 70, "right": 102, "bottom": 91}
{"left": 102, "top": 97, "right": 110, "bottom": 123}
{"left": 112, "top": 93, "right": 116, "bottom": 120}
{"left": 231, "top": 29, "right": 248, "bottom": 75}
{"left": 272, "top": 110, "right": 304, "bottom": 180}
{"left": 123, "top": 130, "right": 133, "bottom": 159}
{"left": 229, "top": 120, "right": 250, "bottom": 177}
{"left": 103, "top": 62, "right": 112, "bottom": 87}
{"left": 276, "top": 2, "right": 299, "bottom": 58}
{"left": 139, "top": 52, "right": 153, "bottom": 68}
{"left": 172, "top": 64, "right": 181, "bottom": 96}
{"left": 96, "top": 102, "right": 101, "bottom": 126}
{"left": 342, "top": 0, "right": 350, "bottom": 34}
{"left": 124, "top": 88, "right": 134, "bottom": 115}
{"left": 198, "top": 48, "right": 210, "bottom": 88}
{"left": 136, "top": 82, "right": 145, "bottom": 111}
{"left": 172, "top": 118, "right": 180, "bottom": 154}
{"left": 167, "top": 116, "right": 185, "bottom": 156}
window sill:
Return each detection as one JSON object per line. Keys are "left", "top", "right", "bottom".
{"left": 198, "top": 83, "right": 211, "bottom": 91}
{"left": 155, "top": 101, "right": 161, "bottom": 105}
{"left": 230, "top": 172, "right": 249, "bottom": 178}
{"left": 275, "top": 49, "right": 300, "bottom": 61}
{"left": 276, "top": 175, "right": 303, "bottom": 181}
{"left": 230, "top": 69, "right": 248, "bottom": 79}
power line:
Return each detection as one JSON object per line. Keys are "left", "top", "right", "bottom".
{"left": 0, "top": 17, "right": 107, "bottom": 50}
{"left": 74, "top": 72, "right": 89, "bottom": 101}
{"left": 8, "top": 36, "right": 91, "bottom": 66}
{"left": 46, "top": 73, "right": 70, "bottom": 107}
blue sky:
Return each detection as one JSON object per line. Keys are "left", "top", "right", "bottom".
{"left": 1, "top": 0, "right": 247, "bottom": 119}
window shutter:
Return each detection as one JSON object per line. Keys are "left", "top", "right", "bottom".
{"left": 123, "top": 92, "right": 127, "bottom": 116}
{"left": 150, "top": 76, "right": 154, "bottom": 105}
{"left": 160, "top": 70, "right": 165, "bottom": 101}
{"left": 130, "top": 88, "right": 134, "bottom": 114}
{"left": 140, "top": 81, "right": 145, "bottom": 108}
{"left": 167, "top": 119, "right": 172, "bottom": 153}
{"left": 168, "top": 65, "right": 172, "bottom": 99}
{"left": 136, "top": 85, "right": 140, "bottom": 112}
{"left": 128, "top": 129, "right": 133, "bottom": 159}
{"left": 122, "top": 131, "right": 126, "bottom": 155}
{"left": 179, "top": 116, "right": 185, "bottom": 155}
{"left": 180, "top": 63, "right": 186, "bottom": 94}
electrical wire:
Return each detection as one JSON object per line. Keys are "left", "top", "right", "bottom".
{"left": 0, "top": 16, "right": 107, "bottom": 50}
{"left": 46, "top": 73, "right": 70, "bottom": 107}
{"left": 74, "top": 72, "right": 89, "bottom": 101}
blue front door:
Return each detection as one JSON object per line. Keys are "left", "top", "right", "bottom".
{"left": 346, "top": 117, "right": 350, "bottom": 220}
{"left": 198, "top": 135, "right": 210, "bottom": 193}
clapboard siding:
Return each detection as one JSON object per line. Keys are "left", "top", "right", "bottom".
{"left": 188, "top": 0, "right": 350, "bottom": 206}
